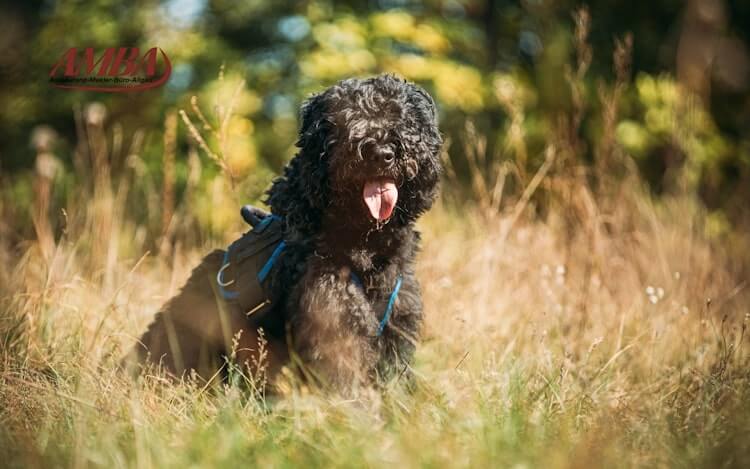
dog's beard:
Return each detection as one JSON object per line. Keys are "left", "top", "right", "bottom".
{"left": 362, "top": 178, "right": 398, "bottom": 221}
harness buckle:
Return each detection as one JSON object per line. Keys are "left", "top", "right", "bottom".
{"left": 216, "top": 260, "right": 235, "bottom": 287}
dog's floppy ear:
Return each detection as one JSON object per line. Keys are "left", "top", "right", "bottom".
{"left": 266, "top": 92, "right": 331, "bottom": 238}
{"left": 295, "top": 91, "right": 331, "bottom": 211}
{"left": 395, "top": 83, "right": 443, "bottom": 225}
{"left": 298, "top": 92, "right": 327, "bottom": 141}
{"left": 413, "top": 85, "right": 439, "bottom": 126}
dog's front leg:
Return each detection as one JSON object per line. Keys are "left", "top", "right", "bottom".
{"left": 291, "top": 262, "right": 377, "bottom": 392}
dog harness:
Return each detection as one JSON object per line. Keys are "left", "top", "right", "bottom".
{"left": 216, "top": 206, "right": 402, "bottom": 337}
{"left": 215, "top": 212, "right": 284, "bottom": 320}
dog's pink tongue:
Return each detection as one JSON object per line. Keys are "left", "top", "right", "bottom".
{"left": 363, "top": 180, "right": 398, "bottom": 221}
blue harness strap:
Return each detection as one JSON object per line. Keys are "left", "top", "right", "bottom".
{"left": 218, "top": 211, "right": 402, "bottom": 336}
{"left": 254, "top": 214, "right": 278, "bottom": 232}
{"left": 351, "top": 271, "right": 402, "bottom": 336}
{"left": 257, "top": 240, "right": 286, "bottom": 283}
{"left": 216, "top": 214, "right": 283, "bottom": 301}
{"left": 376, "top": 275, "right": 402, "bottom": 336}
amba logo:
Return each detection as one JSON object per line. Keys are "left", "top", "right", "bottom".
{"left": 49, "top": 47, "right": 171, "bottom": 92}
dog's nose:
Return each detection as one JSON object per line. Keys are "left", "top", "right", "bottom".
{"left": 364, "top": 142, "right": 395, "bottom": 165}
{"left": 378, "top": 146, "right": 395, "bottom": 165}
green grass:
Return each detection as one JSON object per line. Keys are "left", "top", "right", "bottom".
{"left": 2, "top": 187, "right": 750, "bottom": 468}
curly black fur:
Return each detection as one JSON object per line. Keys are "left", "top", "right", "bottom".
{"left": 265, "top": 74, "right": 442, "bottom": 388}
{"left": 130, "top": 74, "right": 442, "bottom": 391}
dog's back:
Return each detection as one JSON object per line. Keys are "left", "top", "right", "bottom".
{"left": 124, "top": 250, "right": 287, "bottom": 381}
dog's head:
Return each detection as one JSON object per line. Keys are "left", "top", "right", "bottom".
{"left": 268, "top": 74, "right": 442, "bottom": 236}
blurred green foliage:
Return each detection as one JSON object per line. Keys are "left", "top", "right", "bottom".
{"left": 1, "top": 0, "right": 749, "bottom": 228}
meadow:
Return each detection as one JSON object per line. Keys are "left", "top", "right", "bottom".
{"left": 1, "top": 117, "right": 749, "bottom": 467}
{"left": 2, "top": 7, "right": 750, "bottom": 465}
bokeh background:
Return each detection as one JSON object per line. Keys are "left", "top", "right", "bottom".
{"left": 2, "top": 2, "right": 750, "bottom": 467}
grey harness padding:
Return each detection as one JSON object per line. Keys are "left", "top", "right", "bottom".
{"left": 215, "top": 206, "right": 282, "bottom": 320}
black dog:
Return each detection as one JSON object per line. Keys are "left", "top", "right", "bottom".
{"left": 130, "top": 74, "right": 442, "bottom": 391}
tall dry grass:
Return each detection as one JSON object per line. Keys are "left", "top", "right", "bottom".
{"left": 1, "top": 10, "right": 749, "bottom": 467}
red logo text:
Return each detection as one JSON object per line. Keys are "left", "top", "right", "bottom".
{"left": 49, "top": 47, "right": 171, "bottom": 92}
